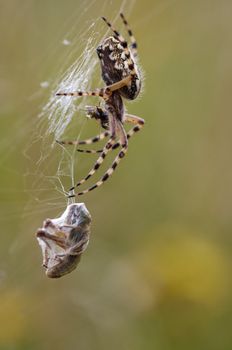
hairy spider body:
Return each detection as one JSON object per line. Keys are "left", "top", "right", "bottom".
{"left": 56, "top": 13, "right": 145, "bottom": 197}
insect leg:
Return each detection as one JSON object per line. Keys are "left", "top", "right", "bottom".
{"left": 36, "top": 230, "right": 66, "bottom": 249}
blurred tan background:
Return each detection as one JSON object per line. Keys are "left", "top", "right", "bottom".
{"left": 0, "top": 0, "right": 232, "bottom": 349}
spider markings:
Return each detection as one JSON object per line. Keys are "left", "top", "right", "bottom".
{"left": 100, "top": 15, "right": 141, "bottom": 100}
{"left": 56, "top": 13, "right": 145, "bottom": 197}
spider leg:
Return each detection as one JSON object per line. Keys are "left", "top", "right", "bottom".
{"left": 56, "top": 131, "right": 110, "bottom": 146}
{"left": 124, "top": 113, "right": 145, "bottom": 126}
{"left": 71, "top": 143, "right": 128, "bottom": 197}
{"left": 76, "top": 148, "right": 103, "bottom": 154}
{"left": 101, "top": 16, "right": 127, "bottom": 45}
{"left": 56, "top": 88, "right": 109, "bottom": 98}
{"left": 120, "top": 13, "right": 138, "bottom": 57}
{"left": 106, "top": 75, "right": 132, "bottom": 92}
{"left": 56, "top": 76, "right": 132, "bottom": 98}
{"left": 116, "top": 118, "right": 128, "bottom": 147}
{"left": 68, "top": 138, "right": 115, "bottom": 192}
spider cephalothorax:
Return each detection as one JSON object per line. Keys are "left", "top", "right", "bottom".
{"left": 56, "top": 13, "right": 145, "bottom": 197}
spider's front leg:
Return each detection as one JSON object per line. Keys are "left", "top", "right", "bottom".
{"left": 56, "top": 75, "right": 131, "bottom": 98}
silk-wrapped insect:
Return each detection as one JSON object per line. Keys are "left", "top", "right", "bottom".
{"left": 36, "top": 203, "right": 91, "bottom": 278}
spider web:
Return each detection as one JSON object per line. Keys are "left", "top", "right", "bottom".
{"left": 0, "top": 2, "right": 188, "bottom": 348}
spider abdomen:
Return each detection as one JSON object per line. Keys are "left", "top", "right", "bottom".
{"left": 97, "top": 37, "right": 141, "bottom": 101}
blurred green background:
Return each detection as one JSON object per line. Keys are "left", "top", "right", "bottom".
{"left": 0, "top": 0, "right": 232, "bottom": 349}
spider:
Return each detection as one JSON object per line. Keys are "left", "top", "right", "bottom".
{"left": 56, "top": 13, "right": 145, "bottom": 197}
{"left": 36, "top": 203, "right": 91, "bottom": 278}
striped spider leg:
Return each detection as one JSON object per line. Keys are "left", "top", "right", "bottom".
{"left": 56, "top": 13, "right": 143, "bottom": 197}
{"left": 119, "top": 13, "right": 138, "bottom": 57}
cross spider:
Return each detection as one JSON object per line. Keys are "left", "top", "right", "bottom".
{"left": 56, "top": 13, "right": 145, "bottom": 197}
